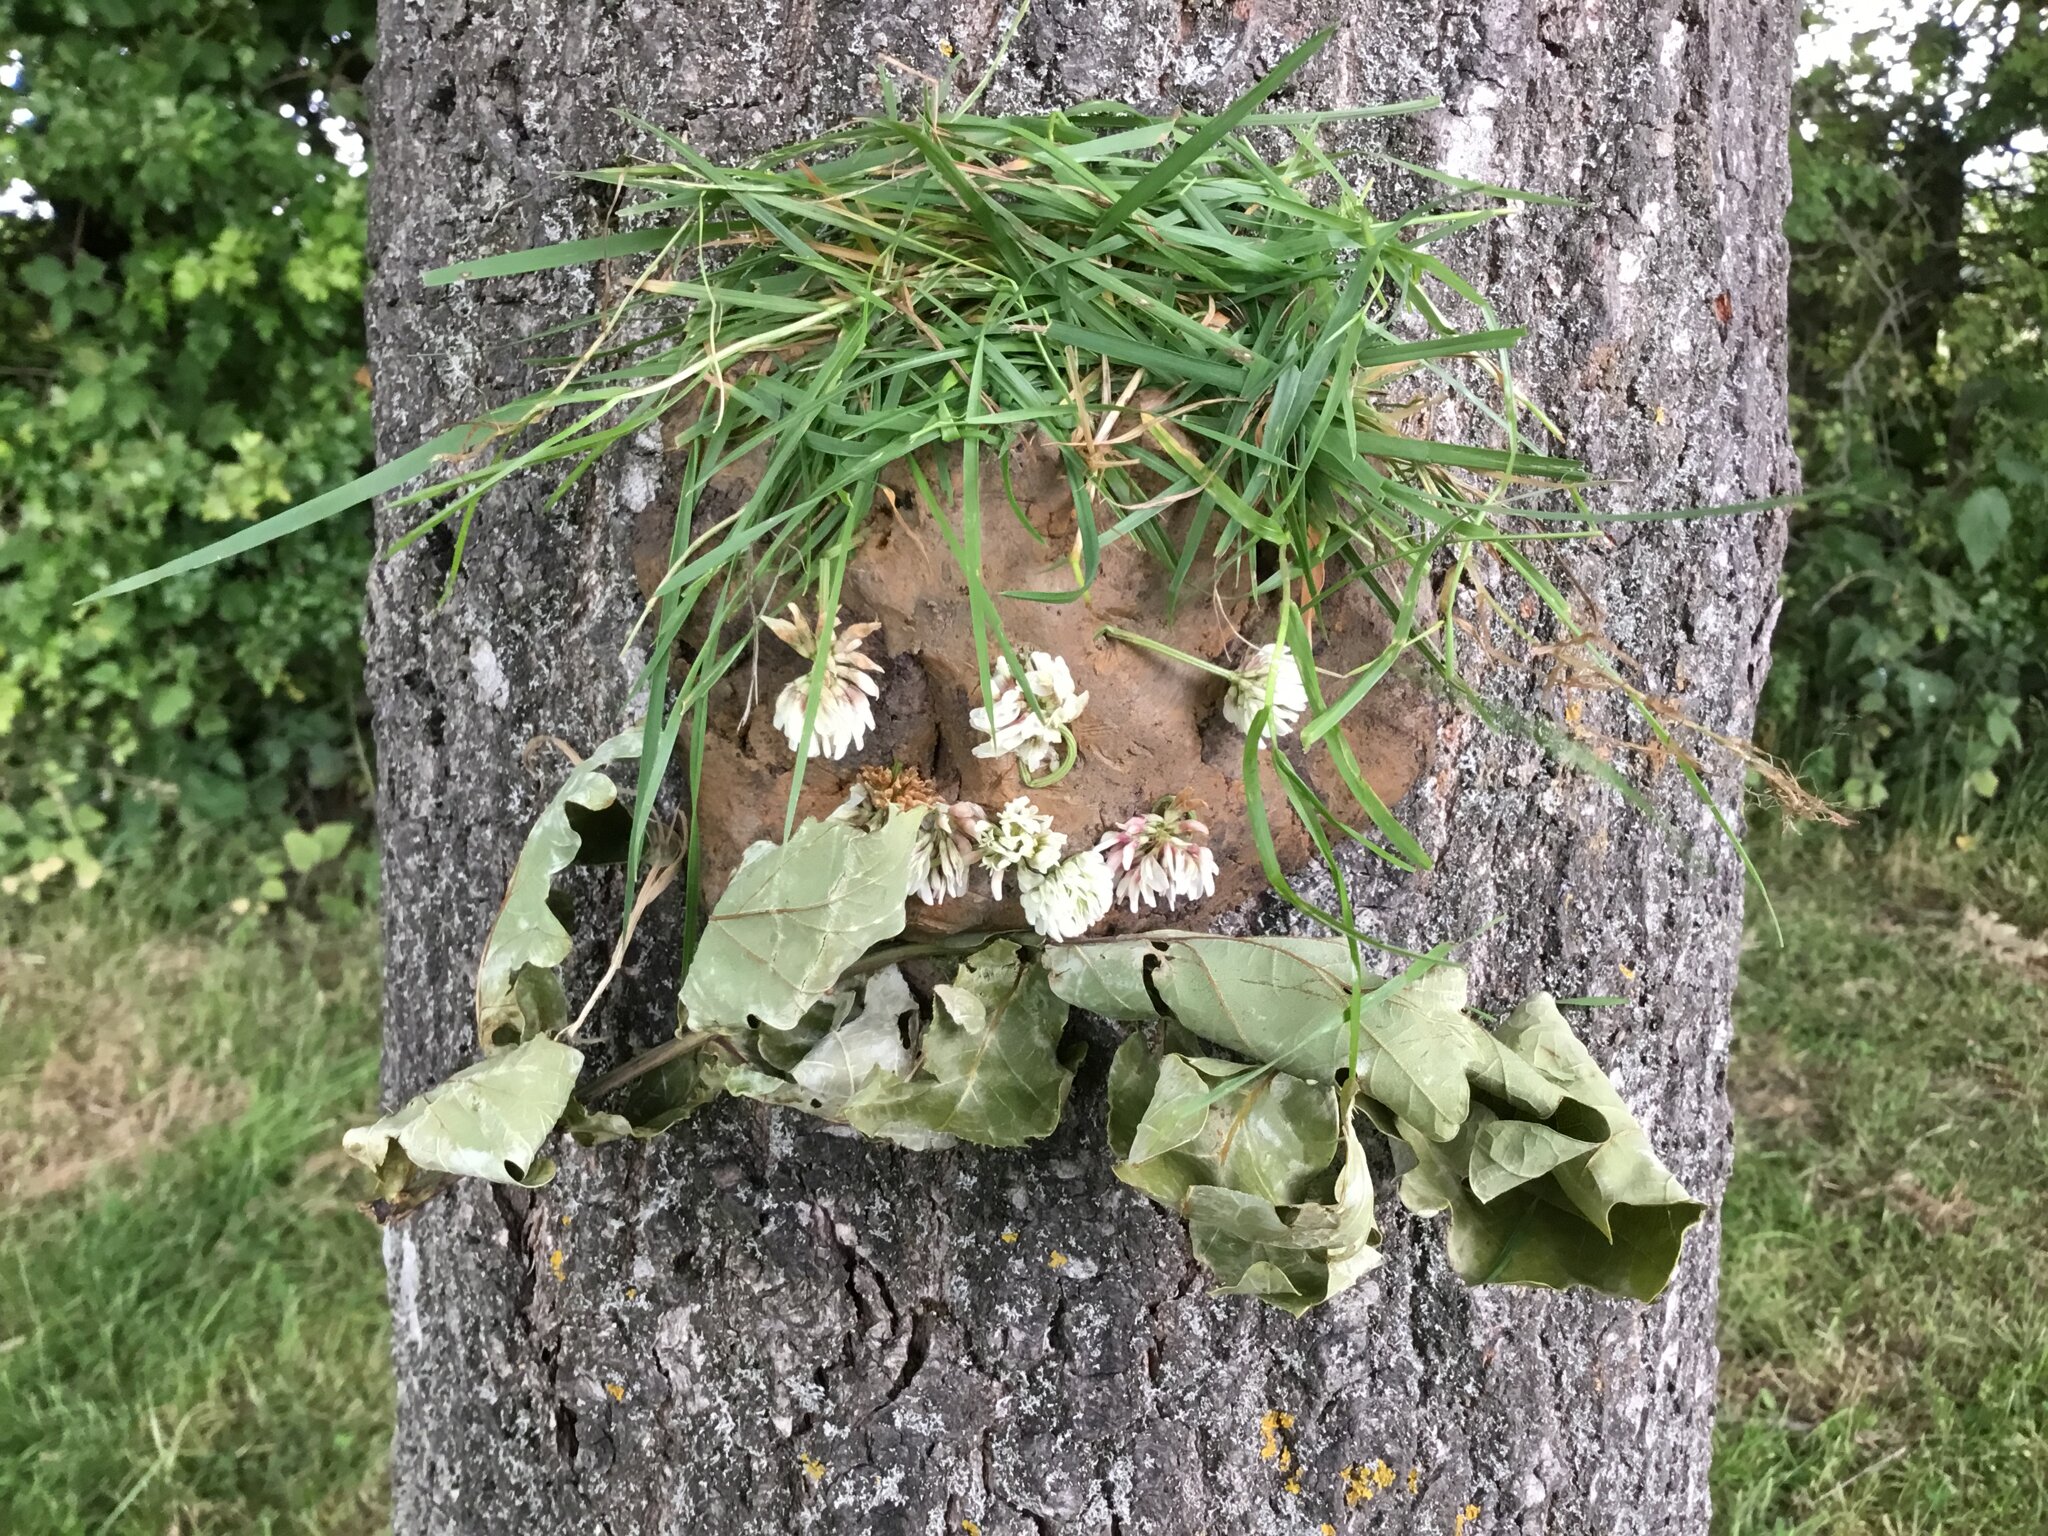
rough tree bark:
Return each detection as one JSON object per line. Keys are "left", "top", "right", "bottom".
{"left": 363, "top": 3, "right": 1795, "bottom": 1532}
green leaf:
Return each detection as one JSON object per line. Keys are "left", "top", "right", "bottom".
{"left": 1090, "top": 27, "right": 1334, "bottom": 236}
{"left": 724, "top": 965, "right": 918, "bottom": 1122}
{"left": 680, "top": 812, "right": 923, "bottom": 1031}
{"left": 342, "top": 1035, "right": 583, "bottom": 1188}
{"left": 82, "top": 419, "right": 492, "bottom": 602}
{"left": 422, "top": 228, "right": 683, "bottom": 286}
{"left": 282, "top": 821, "right": 352, "bottom": 873}
{"left": 566, "top": 1050, "right": 729, "bottom": 1145}
{"left": 1382, "top": 994, "right": 1703, "bottom": 1302}
{"left": 282, "top": 829, "right": 324, "bottom": 874}
{"left": 1040, "top": 941, "right": 1158, "bottom": 1020}
{"left": 474, "top": 731, "right": 641, "bottom": 1048}
{"left": 845, "top": 941, "right": 1080, "bottom": 1148}
{"left": 145, "top": 683, "right": 195, "bottom": 727}
{"left": 1107, "top": 1039, "right": 1335, "bottom": 1208}
{"left": 1187, "top": 1110, "right": 1380, "bottom": 1315}
{"left": 1108, "top": 1036, "right": 1380, "bottom": 1314}
{"left": 1049, "top": 935, "right": 1480, "bottom": 1140}
{"left": 727, "top": 945, "right": 1079, "bottom": 1150}
{"left": 1956, "top": 485, "right": 2011, "bottom": 572}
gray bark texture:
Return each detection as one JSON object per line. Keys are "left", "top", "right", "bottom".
{"left": 363, "top": 2, "right": 1795, "bottom": 1532}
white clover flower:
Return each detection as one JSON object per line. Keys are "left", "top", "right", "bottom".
{"left": 1096, "top": 798, "right": 1219, "bottom": 913}
{"left": 976, "top": 795, "right": 1065, "bottom": 900}
{"left": 1018, "top": 849, "right": 1114, "bottom": 941}
{"left": 968, "top": 650, "right": 1089, "bottom": 776}
{"left": 763, "top": 603, "right": 885, "bottom": 760}
{"left": 1220, "top": 642, "right": 1310, "bottom": 746}
{"left": 913, "top": 800, "right": 987, "bottom": 907}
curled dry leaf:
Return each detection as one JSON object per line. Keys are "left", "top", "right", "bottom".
{"left": 474, "top": 730, "right": 641, "bottom": 1049}
{"left": 1372, "top": 995, "right": 1704, "bottom": 1301}
{"left": 1107, "top": 1038, "right": 1380, "bottom": 1315}
{"left": 726, "top": 943, "right": 1080, "bottom": 1151}
{"left": 1059, "top": 941, "right": 1700, "bottom": 1306}
{"left": 343, "top": 1034, "right": 584, "bottom": 1192}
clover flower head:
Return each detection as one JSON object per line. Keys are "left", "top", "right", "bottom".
{"left": 913, "top": 800, "right": 988, "bottom": 907}
{"left": 976, "top": 795, "right": 1065, "bottom": 900}
{"left": 968, "top": 650, "right": 1089, "bottom": 775}
{"left": 764, "top": 603, "right": 885, "bottom": 760}
{"left": 1095, "top": 796, "right": 1219, "bottom": 913}
{"left": 1018, "top": 849, "right": 1114, "bottom": 942}
{"left": 1220, "top": 642, "right": 1310, "bottom": 746}
{"left": 829, "top": 764, "right": 941, "bottom": 831}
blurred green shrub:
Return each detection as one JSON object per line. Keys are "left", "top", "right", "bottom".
{"left": 1764, "top": 5, "right": 2047, "bottom": 828}
{"left": 0, "top": 1, "right": 376, "bottom": 899}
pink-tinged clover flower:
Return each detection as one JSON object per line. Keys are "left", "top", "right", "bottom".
{"left": 1095, "top": 797, "right": 1219, "bottom": 913}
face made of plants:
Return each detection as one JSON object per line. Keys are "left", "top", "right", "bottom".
{"left": 107, "top": 31, "right": 1743, "bottom": 1311}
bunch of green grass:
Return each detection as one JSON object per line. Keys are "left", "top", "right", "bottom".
{"left": 103, "top": 30, "right": 1764, "bottom": 968}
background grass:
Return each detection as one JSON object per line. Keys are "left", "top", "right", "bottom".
{"left": 2, "top": 829, "right": 2043, "bottom": 1533}
{"left": 0, "top": 901, "right": 389, "bottom": 1535}
{"left": 1714, "top": 827, "right": 2048, "bottom": 1533}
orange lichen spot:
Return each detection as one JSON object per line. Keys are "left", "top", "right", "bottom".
{"left": 625, "top": 1287, "right": 638, "bottom": 1300}
{"left": 1319, "top": 1525, "right": 1337, "bottom": 1536}
{"left": 799, "top": 1452, "right": 826, "bottom": 1483}
{"left": 1454, "top": 1503, "right": 1482, "bottom": 1534}
{"left": 548, "top": 1248, "right": 566, "bottom": 1281}
{"left": 1257, "top": 1409, "right": 1295, "bottom": 1466}
{"left": 1373, "top": 1461, "right": 1395, "bottom": 1491}
{"left": 1283, "top": 1473, "right": 1301, "bottom": 1495}
{"left": 1000, "top": 1230, "right": 1019, "bottom": 1244}
{"left": 1618, "top": 962, "right": 1637, "bottom": 980}
{"left": 604, "top": 1382, "right": 624, "bottom": 1402}
{"left": 1341, "top": 1463, "right": 1376, "bottom": 1507}
{"left": 559, "top": 1213, "right": 573, "bottom": 1226}
{"left": 961, "top": 1522, "right": 982, "bottom": 1536}
{"left": 1406, "top": 1466, "right": 1421, "bottom": 1495}
{"left": 1047, "top": 1250, "right": 1069, "bottom": 1269}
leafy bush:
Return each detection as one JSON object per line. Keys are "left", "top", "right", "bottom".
{"left": 0, "top": 1, "right": 376, "bottom": 898}
{"left": 1763, "top": 5, "right": 2048, "bottom": 826}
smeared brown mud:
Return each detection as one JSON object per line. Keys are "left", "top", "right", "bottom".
{"left": 633, "top": 431, "right": 1434, "bottom": 935}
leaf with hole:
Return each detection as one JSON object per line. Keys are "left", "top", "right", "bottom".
{"left": 473, "top": 731, "right": 641, "bottom": 1049}
{"left": 342, "top": 1035, "right": 583, "bottom": 1189}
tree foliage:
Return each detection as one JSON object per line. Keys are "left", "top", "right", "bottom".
{"left": 1764, "top": 1, "right": 2048, "bottom": 823}
{"left": 0, "top": 0, "right": 375, "bottom": 898}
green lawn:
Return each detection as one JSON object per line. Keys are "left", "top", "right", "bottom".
{"left": 2, "top": 835, "right": 2042, "bottom": 1533}
{"left": 1714, "top": 832, "right": 2048, "bottom": 1533}
{"left": 0, "top": 905, "right": 389, "bottom": 1535}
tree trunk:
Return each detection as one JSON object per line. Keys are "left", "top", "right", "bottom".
{"left": 363, "top": 3, "right": 1795, "bottom": 1531}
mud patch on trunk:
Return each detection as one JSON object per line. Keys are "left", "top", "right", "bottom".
{"left": 635, "top": 435, "right": 1438, "bottom": 933}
